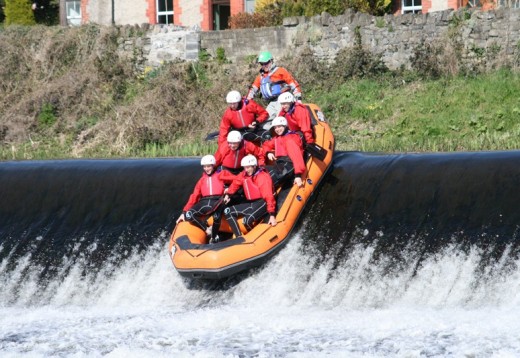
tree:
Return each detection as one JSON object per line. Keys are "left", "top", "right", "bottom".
{"left": 257, "top": 0, "right": 392, "bottom": 20}
{"left": 303, "top": 0, "right": 348, "bottom": 16}
{"left": 5, "top": 0, "right": 36, "bottom": 25}
{"left": 59, "top": 0, "right": 66, "bottom": 25}
{"left": 1, "top": 0, "right": 6, "bottom": 23}
{"left": 32, "top": 0, "right": 60, "bottom": 25}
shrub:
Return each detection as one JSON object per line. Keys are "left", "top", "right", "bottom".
{"left": 5, "top": 0, "right": 35, "bottom": 26}
{"left": 38, "top": 103, "right": 57, "bottom": 128}
{"left": 256, "top": 0, "right": 392, "bottom": 21}
{"left": 215, "top": 47, "right": 229, "bottom": 64}
{"left": 228, "top": 12, "right": 271, "bottom": 29}
{"left": 33, "top": 0, "right": 59, "bottom": 25}
{"left": 410, "top": 42, "right": 444, "bottom": 79}
{"left": 329, "top": 27, "right": 388, "bottom": 79}
{"left": 0, "top": 0, "right": 5, "bottom": 23}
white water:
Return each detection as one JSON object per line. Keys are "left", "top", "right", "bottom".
{"left": 2, "top": 230, "right": 520, "bottom": 357}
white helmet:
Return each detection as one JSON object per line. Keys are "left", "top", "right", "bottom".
{"left": 227, "top": 131, "right": 243, "bottom": 143}
{"left": 278, "top": 92, "right": 295, "bottom": 104}
{"left": 272, "top": 116, "right": 288, "bottom": 127}
{"left": 200, "top": 154, "right": 216, "bottom": 166}
{"left": 241, "top": 154, "right": 257, "bottom": 167}
{"left": 226, "top": 90, "right": 242, "bottom": 104}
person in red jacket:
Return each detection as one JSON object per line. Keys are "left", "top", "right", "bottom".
{"left": 277, "top": 92, "right": 315, "bottom": 145}
{"left": 222, "top": 155, "right": 277, "bottom": 238}
{"left": 262, "top": 116, "right": 306, "bottom": 188}
{"left": 218, "top": 90, "right": 270, "bottom": 146}
{"left": 247, "top": 51, "right": 302, "bottom": 121}
{"left": 215, "top": 131, "right": 265, "bottom": 175}
{"left": 176, "top": 155, "right": 233, "bottom": 243}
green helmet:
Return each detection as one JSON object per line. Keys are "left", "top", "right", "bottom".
{"left": 258, "top": 51, "right": 273, "bottom": 63}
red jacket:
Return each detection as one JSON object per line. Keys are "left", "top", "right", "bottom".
{"left": 279, "top": 103, "right": 314, "bottom": 144}
{"left": 218, "top": 98, "right": 269, "bottom": 146}
{"left": 262, "top": 132, "right": 306, "bottom": 177}
{"left": 183, "top": 170, "right": 234, "bottom": 212}
{"left": 214, "top": 140, "right": 265, "bottom": 169}
{"left": 227, "top": 168, "right": 276, "bottom": 215}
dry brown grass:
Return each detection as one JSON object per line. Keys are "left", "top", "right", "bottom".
{"left": 0, "top": 24, "right": 259, "bottom": 158}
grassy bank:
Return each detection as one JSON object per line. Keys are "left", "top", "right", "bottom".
{"left": 1, "top": 25, "right": 520, "bottom": 160}
{"left": 311, "top": 69, "right": 520, "bottom": 153}
{"left": 3, "top": 70, "right": 520, "bottom": 160}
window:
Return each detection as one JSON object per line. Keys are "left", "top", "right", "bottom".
{"left": 402, "top": 0, "right": 422, "bottom": 13}
{"left": 245, "top": 0, "right": 256, "bottom": 13}
{"left": 498, "top": 0, "right": 520, "bottom": 7}
{"left": 157, "top": 0, "right": 174, "bottom": 24}
{"left": 66, "top": 0, "right": 81, "bottom": 26}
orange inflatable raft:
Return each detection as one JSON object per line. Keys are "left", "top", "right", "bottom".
{"left": 168, "top": 103, "right": 335, "bottom": 279}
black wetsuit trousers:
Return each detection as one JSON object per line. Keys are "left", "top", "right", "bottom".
{"left": 223, "top": 199, "right": 267, "bottom": 237}
{"left": 238, "top": 127, "right": 271, "bottom": 144}
{"left": 266, "top": 158, "right": 295, "bottom": 188}
{"left": 185, "top": 197, "right": 222, "bottom": 237}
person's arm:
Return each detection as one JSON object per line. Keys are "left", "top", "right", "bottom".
{"left": 214, "top": 146, "right": 224, "bottom": 168}
{"left": 227, "top": 174, "right": 244, "bottom": 196}
{"left": 247, "top": 76, "right": 261, "bottom": 99}
{"left": 182, "top": 177, "right": 203, "bottom": 213}
{"left": 259, "top": 173, "right": 277, "bottom": 224}
{"left": 224, "top": 174, "right": 244, "bottom": 203}
{"left": 296, "top": 105, "right": 314, "bottom": 144}
{"left": 246, "top": 142, "right": 265, "bottom": 166}
{"left": 279, "top": 67, "right": 301, "bottom": 99}
{"left": 250, "top": 99, "right": 269, "bottom": 124}
{"left": 262, "top": 139, "right": 276, "bottom": 162}
{"left": 286, "top": 136, "right": 307, "bottom": 184}
{"left": 218, "top": 111, "right": 231, "bottom": 146}
{"left": 218, "top": 169, "right": 236, "bottom": 185}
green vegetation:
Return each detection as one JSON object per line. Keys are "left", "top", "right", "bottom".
{"left": 230, "top": 0, "right": 391, "bottom": 29}
{"left": 4, "top": 0, "right": 35, "bottom": 25}
{"left": 2, "top": 0, "right": 59, "bottom": 26}
{"left": 0, "top": 0, "right": 5, "bottom": 23}
{"left": 310, "top": 69, "right": 520, "bottom": 152}
{"left": 1, "top": 24, "right": 520, "bottom": 161}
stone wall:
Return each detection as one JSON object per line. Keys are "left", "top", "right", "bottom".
{"left": 120, "top": 8, "right": 520, "bottom": 71}
{"left": 117, "top": 24, "right": 200, "bottom": 69}
{"left": 199, "top": 8, "right": 520, "bottom": 71}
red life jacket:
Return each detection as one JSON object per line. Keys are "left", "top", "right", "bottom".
{"left": 281, "top": 102, "right": 314, "bottom": 144}
{"left": 243, "top": 169, "right": 264, "bottom": 200}
{"left": 273, "top": 132, "right": 302, "bottom": 157}
{"left": 221, "top": 142, "right": 248, "bottom": 169}
{"left": 229, "top": 100, "right": 260, "bottom": 129}
{"left": 200, "top": 172, "right": 225, "bottom": 197}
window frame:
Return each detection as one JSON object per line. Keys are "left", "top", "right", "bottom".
{"left": 401, "top": 0, "right": 422, "bottom": 13}
{"left": 498, "top": 0, "right": 520, "bottom": 8}
{"left": 66, "top": 0, "right": 81, "bottom": 26}
{"left": 156, "top": 0, "right": 174, "bottom": 25}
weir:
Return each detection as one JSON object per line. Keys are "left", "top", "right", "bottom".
{"left": 1, "top": 151, "right": 520, "bottom": 282}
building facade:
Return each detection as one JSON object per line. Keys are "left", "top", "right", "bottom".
{"left": 66, "top": 0, "right": 254, "bottom": 30}
{"left": 395, "top": 0, "right": 518, "bottom": 14}
{"left": 66, "top": 0, "right": 516, "bottom": 29}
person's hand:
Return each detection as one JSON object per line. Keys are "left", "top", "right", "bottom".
{"left": 267, "top": 153, "right": 276, "bottom": 161}
{"left": 223, "top": 194, "right": 230, "bottom": 204}
{"left": 248, "top": 121, "right": 257, "bottom": 129}
{"left": 294, "top": 177, "right": 303, "bottom": 187}
{"left": 268, "top": 215, "right": 277, "bottom": 226}
{"left": 176, "top": 213, "right": 185, "bottom": 224}
{"left": 294, "top": 94, "right": 302, "bottom": 104}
